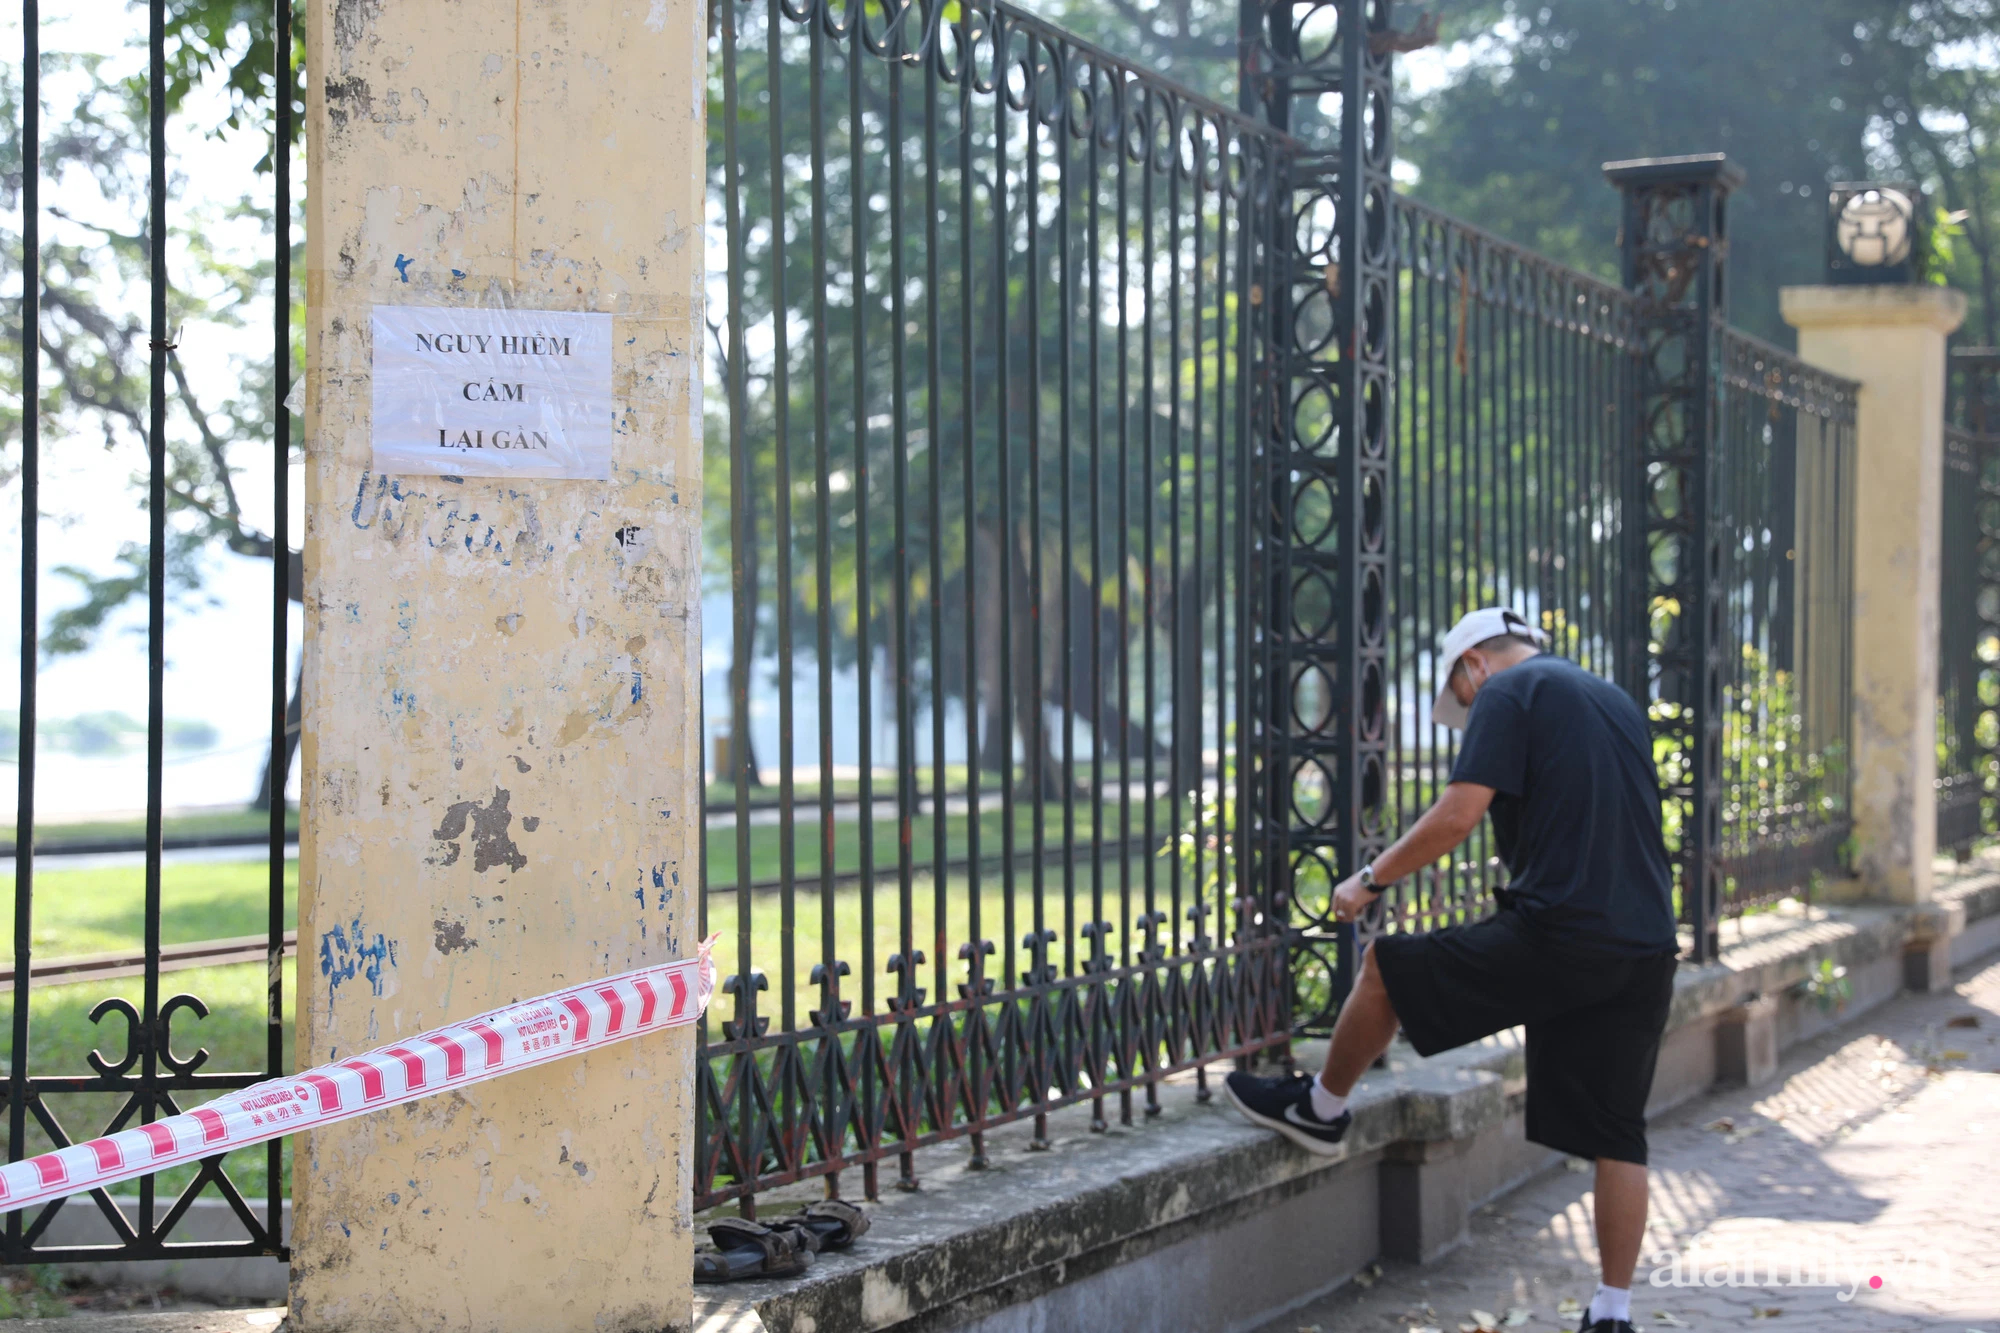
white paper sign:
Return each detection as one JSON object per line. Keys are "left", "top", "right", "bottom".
{"left": 370, "top": 305, "right": 614, "bottom": 479}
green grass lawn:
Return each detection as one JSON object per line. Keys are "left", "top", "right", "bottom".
{"left": 703, "top": 794, "right": 1182, "bottom": 887}
{"left": 0, "top": 860, "right": 300, "bottom": 960}
{"left": 0, "top": 806, "right": 298, "bottom": 853}
{"left": 0, "top": 960, "right": 296, "bottom": 1207}
{"left": 0, "top": 790, "right": 1225, "bottom": 1222}
{"left": 0, "top": 860, "right": 303, "bottom": 1208}
{"left": 0, "top": 797, "right": 1174, "bottom": 961}
{"left": 0, "top": 782, "right": 1208, "bottom": 1198}
{"left": 703, "top": 848, "right": 1220, "bottom": 1026}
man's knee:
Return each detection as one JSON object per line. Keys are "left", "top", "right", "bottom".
{"left": 1353, "top": 942, "right": 1393, "bottom": 1011}
{"left": 1356, "top": 941, "right": 1385, "bottom": 988}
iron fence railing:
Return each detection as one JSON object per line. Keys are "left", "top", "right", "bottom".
{"left": 1712, "top": 329, "right": 1857, "bottom": 914}
{"left": 1940, "top": 350, "right": 2000, "bottom": 857}
{"left": 699, "top": 0, "right": 1293, "bottom": 1212}
{"left": 0, "top": 0, "right": 1923, "bottom": 1247}
{"left": 1287, "top": 187, "right": 1650, "bottom": 1026}
{"left": 1938, "top": 422, "right": 1988, "bottom": 854}
{"left": 6, "top": 0, "right": 293, "bottom": 1265}
{"left": 1250, "top": 0, "right": 1407, "bottom": 1037}
{"left": 1376, "top": 198, "right": 1641, "bottom": 941}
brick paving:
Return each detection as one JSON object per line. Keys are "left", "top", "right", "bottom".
{"left": 1262, "top": 955, "right": 2000, "bottom": 1333}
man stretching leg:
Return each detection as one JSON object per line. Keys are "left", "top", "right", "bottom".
{"left": 1225, "top": 607, "right": 1680, "bottom": 1333}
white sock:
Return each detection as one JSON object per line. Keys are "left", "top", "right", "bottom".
{"left": 1588, "top": 1284, "right": 1631, "bottom": 1323}
{"left": 1308, "top": 1079, "right": 1347, "bottom": 1121}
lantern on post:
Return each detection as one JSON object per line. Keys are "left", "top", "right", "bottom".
{"left": 1825, "top": 183, "right": 1921, "bottom": 285}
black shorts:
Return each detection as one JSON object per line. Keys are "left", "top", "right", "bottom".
{"left": 1370, "top": 908, "right": 1677, "bottom": 1164}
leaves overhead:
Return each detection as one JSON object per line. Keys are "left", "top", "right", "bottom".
{"left": 4, "top": 8, "right": 303, "bottom": 660}
{"left": 1395, "top": 0, "right": 2000, "bottom": 344}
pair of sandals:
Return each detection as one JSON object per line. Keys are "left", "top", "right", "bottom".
{"left": 693, "top": 1199, "right": 871, "bottom": 1283}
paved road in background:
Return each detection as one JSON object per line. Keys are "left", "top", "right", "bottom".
{"left": 1263, "top": 956, "right": 2000, "bottom": 1333}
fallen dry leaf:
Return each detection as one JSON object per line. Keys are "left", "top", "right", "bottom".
{"left": 1752, "top": 1307, "right": 1783, "bottom": 1318}
{"left": 1704, "top": 1116, "right": 1735, "bottom": 1133}
{"left": 1942, "top": 1049, "right": 1972, "bottom": 1061}
{"left": 1556, "top": 1298, "right": 1583, "bottom": 1317}
{"left": 1946, "top": 1014, "right": 1981, "bottom": 1028}
{"left": 1654, "top": 1314, "right": 1689, "bottom": 1328}
{"left": 1502, "top": 1310, "right": 1532, "bottom": 1327}
{"left": 1354, "top": 1270, "right": 1376, "bottom": 1288}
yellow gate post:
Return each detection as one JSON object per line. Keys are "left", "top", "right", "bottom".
{"left": 1782, "top": 283, "right": 1966, "bottom": 907}
{"left": 296, "top": 1, "right": 707, "bottom": 1326}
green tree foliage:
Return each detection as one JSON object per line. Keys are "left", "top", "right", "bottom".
{"left": 1396, "top": 0, "right": 2000, "bottom": 345}
{"left": 705, "top": 5, "right": 1250, "bottom": 792}
{"left": 3, "top": 6, "right": 303, "bottom": 800}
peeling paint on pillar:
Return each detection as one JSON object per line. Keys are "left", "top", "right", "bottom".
{"left": 297, "top": 0, "right": 705, "bottom": 1328}
{"left": 1783, "top": 284, "right": 1966, "bottom": 907}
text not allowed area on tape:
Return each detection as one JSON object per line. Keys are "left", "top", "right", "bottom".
{"left": 0, "top": 941, "right": 714, "bottom": 1217}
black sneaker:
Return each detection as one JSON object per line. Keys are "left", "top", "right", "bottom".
{"left": 1221, "top": 1068, "right": 1353, "bottom": 1155}
{"left": 1578, "top": 1314, "right": 1636, "bottom": 1333}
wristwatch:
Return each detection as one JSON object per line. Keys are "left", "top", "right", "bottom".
{"left": 1357, "top": 862, "right": 1381, "bottom": 893}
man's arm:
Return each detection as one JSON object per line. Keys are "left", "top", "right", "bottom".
{"left": 1330, "top": 781, "right": 1495, "bottom": 922}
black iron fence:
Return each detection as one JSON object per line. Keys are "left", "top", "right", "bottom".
{"left": 1712, "top": 330, "right": 1857, "bottom": 912}
{"left": 1602, "top": 158, "right": 1858, "bottom": 961}
{"left": 700, "top": 1, "right": 1868, "bottom": 1205}
{"left": 1282, "top": 195, "right": 1650, "bottom": 1029}
{"left": 1940, "top": 349, "right": 2000, "bottom": 856}
{"left": 1382, "top": 202, "right": 1641, "bottom": 930}
{"left": 6, "top": 0, "right": 1886, "bottom": 1235}
{"left": 697, "top": 0, "right": 1292, "bottom": 1211}
{"left": 5, "top": 0, "right": 294, "bottom": 1265}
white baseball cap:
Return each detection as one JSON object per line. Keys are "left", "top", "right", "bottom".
{"left": 1431, "top": 607, "right": 1549, "bottom": 730}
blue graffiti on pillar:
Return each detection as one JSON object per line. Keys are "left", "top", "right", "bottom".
{"left": 320, "top": 919, "right": 402, "bottom": 996}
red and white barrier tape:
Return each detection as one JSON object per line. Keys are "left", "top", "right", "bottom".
{"left": 1, "top": 939, "right": 715, "bottom": 1216}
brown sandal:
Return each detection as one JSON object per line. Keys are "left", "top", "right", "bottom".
{"left": 773, "top": 1199, "right": 870, "bottom": 1254}
{"left": 693, "top": 1218, "right": 813, "bottom": 1284}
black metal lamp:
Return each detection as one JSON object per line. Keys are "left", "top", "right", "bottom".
{"left": 1825, "top": 182, "right": 1921, "bottom": 285}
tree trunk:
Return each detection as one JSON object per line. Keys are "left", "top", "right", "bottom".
{"left": 253, "top": 654, "right": 303, "bottom": 812}
{"left": 252, "top": 549, "right": 306, "bottom": 812}
{"left": 1166, "top": 565, "right": 1206, "bottom": 799}
{"left": 727, "top": 463, "right": 764, "bottom": 790}
{"left": 975, "top": 520, "right": 1009, "bottom": 771}
{"left": 1058, "top": 561, "right": 1168, "bottom": 766}
{"left": 1009, "top": 519, "right": 1066, "bottom": 798}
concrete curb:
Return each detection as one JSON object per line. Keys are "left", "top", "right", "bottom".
{"left": 695, "top": 873, "right": 2000, "bottom": 1333}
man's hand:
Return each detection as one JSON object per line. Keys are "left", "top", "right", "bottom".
{"left": 1331, "top": 873, "right": 1379, "bottom": 924}
{"left": 1325, "top": 782, "right": 1496, "bottom": 925}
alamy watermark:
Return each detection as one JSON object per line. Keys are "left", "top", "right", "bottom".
{"left": 1648, "top": 1241, "right": 1954, "bottom": 1301}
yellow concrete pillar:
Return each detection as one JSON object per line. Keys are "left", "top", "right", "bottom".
{"left": 1781, "top": 285, "right": 1966, "bottom": 904}
{"left": 297, "top": 1, "right": 705, "bottom": 1328}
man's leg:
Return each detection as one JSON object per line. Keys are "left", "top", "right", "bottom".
{"left": 1587, "top": 1157, "right": 1648, "bottom": 1324}
{"left": 1227, "top": 914, "right": 1536, "bottom": 1149}
{"left": 1318, "top": 943, "right": 1400, "bottom": 1098}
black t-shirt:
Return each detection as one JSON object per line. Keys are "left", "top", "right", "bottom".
{"left": 1447, "top": 654, "right": 1678, "bottom": 957}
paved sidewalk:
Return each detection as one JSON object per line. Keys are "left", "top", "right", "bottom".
{"left": 1260, "top": 955, "right": 2000, "bottom": 1333}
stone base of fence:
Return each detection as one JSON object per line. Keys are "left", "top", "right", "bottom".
{"left": 31, "top": 1199, "right": 289, "bottom": 1306}
{"left": 34, "top": 857, "right": 2000, "bottom": 1330}
{"left": 695, "top": 855, "right": 2000, "bottom": 1333}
